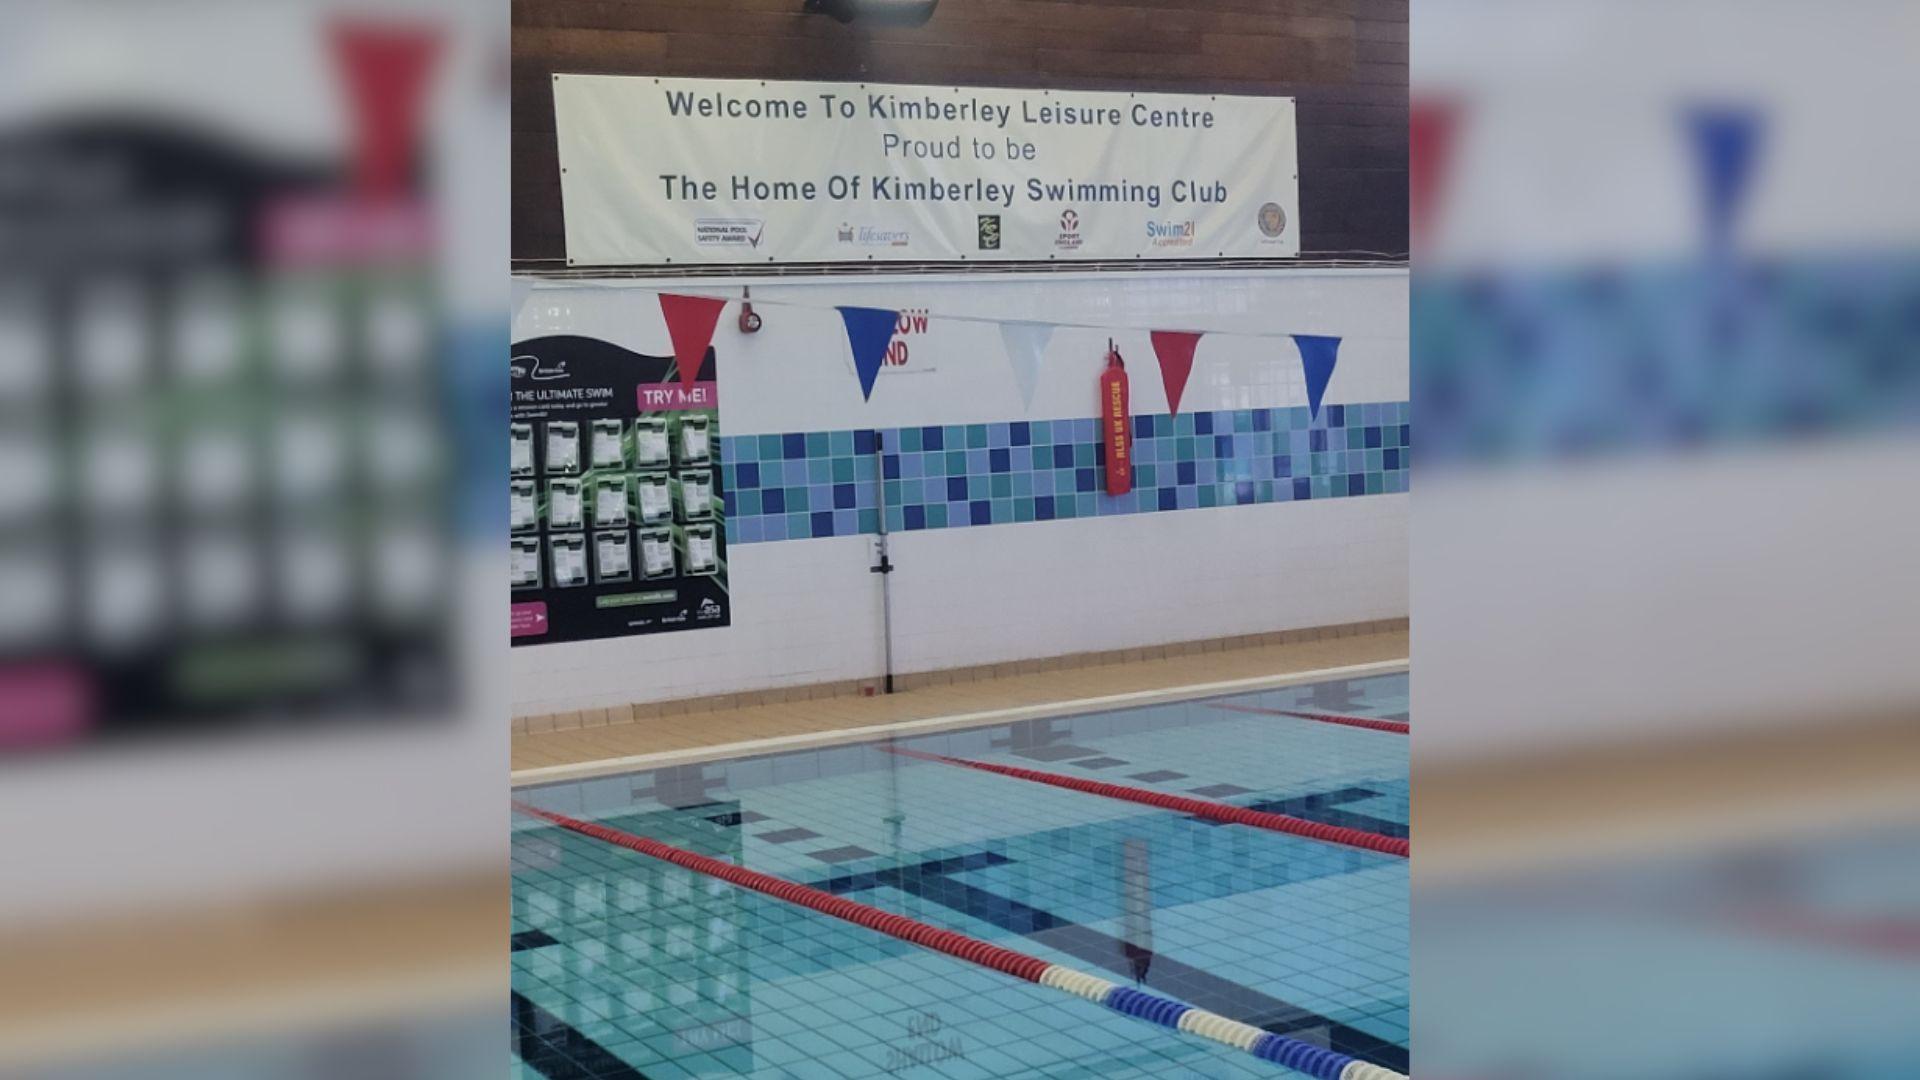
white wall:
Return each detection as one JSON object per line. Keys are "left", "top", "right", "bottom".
{"left": 511, "top": 268, "right": 1408, "bottom": 718}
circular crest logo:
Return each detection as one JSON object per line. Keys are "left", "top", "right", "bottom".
{"left": 1060, "top": 209, "right": 1079, "bottom": 232}
{"left": 1257, "top": 201, "right": 1287, "bottom": 239}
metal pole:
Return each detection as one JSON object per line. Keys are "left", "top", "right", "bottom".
{"left": 870, "top": 429, "right": 896, "bottom": 694}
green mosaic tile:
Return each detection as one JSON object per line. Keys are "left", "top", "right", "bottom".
{"left": 1014, "top": 498, "right": 1034, "bottom": 523}
{"left": 1199, "top": 485, "right": 1219, "bottom": 508}
{"left": 806, "top": 432, "right": 829, "bottom": 457}
{"left": 785, "top": 487, "right": 809, "bottom": 511}
{"left": 926, "top": 504, "right": 948, "bottom": 529}
{"left": 1028, "top": 420, "right": 1050, "bottom": 442}
{"left": 857, "top": 509, "right": 878, "bottom": 533}
{"left": 807, "top": 459, "right": 831, "bottom": 483}
{"left": 992, "top": 475, "right": 1013, "bottom": 498}
{"left": 758, "top": 434, "right": 781, "bottom": 459}
{"left": 946, "top": 450, "right": 966, "bottom": 474}
{"left": 737, "top": 490, "right": 761, "bottom": 516}
{"left": 832, "top": 457, "right": 855, "bottom": 483}
{"left": 899, "top": 427, "right": 922, "bottom": 452}
{"left": 1011, "top": 473, "right": 1032, "bottom": 497}
{"left": 1367, "top": 472, "right": 1384, "bottom": 494}
{"left": 966, "top": 424, "right": 988, "bottom": 449}
{"left": 992, "top": 497, "right": 1013, "bottom": 521}
{"left": 1175, "top": 436, "right": 1195, "bottom": 460}
{"left": 829, "top": 430, "right": 853, "bottom": 456}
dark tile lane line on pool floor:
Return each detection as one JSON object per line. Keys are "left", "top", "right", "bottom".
{"left": 804, "top": 852, "right": 1409, "bottom": 1073}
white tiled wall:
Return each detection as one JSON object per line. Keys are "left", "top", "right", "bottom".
{"left": 511, "top": 268, "right": 1408, "bottom": 718}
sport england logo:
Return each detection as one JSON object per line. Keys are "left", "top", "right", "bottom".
{"left": 977, "top": 214, "right": 1001, "bottom": 250}
{"left": 1256, "top": 201, "right": 1288, "bottom": 242}
{"left": 1055, "top": 209, "right": 1083, "bottom": 252}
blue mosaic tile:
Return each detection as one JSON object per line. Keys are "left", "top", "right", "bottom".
{"left": 719, "top": 400, "right": 1410, "bottom": 543}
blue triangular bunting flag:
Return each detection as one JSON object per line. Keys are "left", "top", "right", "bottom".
{"left": 837, "top": 306, "right": 899, "bottom": 401}
{"left": 1293, "top": 334, "right": 1341, "bottom": 421}
{"left": 1684, "top": 106, "right": 1763, "bottom": 251}
{"left": 999, "top": 321, "right": 1053, "bottom": 411}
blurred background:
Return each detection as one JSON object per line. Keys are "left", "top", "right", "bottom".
{"left": 1411, "top": 1, "right": 1919, "bottom": 1077}
{"left": 0, "top": 1, "right": 506, "bottom": 1077}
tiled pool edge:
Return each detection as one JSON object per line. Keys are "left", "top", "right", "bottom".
{"left": 510, "top": 657, "right": 1409, "bottom": 787}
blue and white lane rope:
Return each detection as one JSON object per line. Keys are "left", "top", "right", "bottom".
{"left": 516, "top": 801, "right": 1409, "bottom": 1079}
{"left": 1038, "top": 964, "right": 1404, "bottom": 1080}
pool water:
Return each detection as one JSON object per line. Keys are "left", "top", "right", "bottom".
{"left": 511, "top": 673, "right": 1409, "bottom": 1079}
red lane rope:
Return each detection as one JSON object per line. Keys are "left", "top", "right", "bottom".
{"left": 884, "top": 748, "right": 1408, "bottom": 858}
{"left": 511, "top": 802, "right": 1053, "bottom": 982}
{"left": 1206, "top": 702, "right": 1410, "bottom": 735}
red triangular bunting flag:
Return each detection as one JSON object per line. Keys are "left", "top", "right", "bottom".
{"left": 1149, "top": 331, "right": 1202, "bottom": 414}
{"left": 1410, "top": 98, "right": 1461, "bottom": 250}
{"left": 329, "top": 22, "right": 443, "bottom": 199}
{"left": 658, "top": 293, "right": 727, "bottom": 391}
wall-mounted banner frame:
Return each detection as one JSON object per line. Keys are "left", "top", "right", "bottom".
{"left": 553, "top": 75, "right": 1298, "bottom": 265}
{"left": 509, "top": 335, "right": 729, "bottom": 645}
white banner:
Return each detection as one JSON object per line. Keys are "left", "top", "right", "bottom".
{"left": 553, "top": 75, "right": 1299, "bottom": 266}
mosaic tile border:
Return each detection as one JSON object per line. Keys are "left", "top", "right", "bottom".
{"left": 719, "top": 401, "right": 1410, "bottom": 543}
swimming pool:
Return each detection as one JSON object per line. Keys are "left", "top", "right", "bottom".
{"left": 510, "top": 672, "right": 1409, "bottom": 1079}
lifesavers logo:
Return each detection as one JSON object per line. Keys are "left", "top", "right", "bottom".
{"left": 1054, "top": 209, "right": 1083, "bottom": 251}
{"left": 838, "top": 222, "right": 911, "bottom": 248}
{"left": 976, "top": 214, "right": 1001, "bottom": 250}
{"left": 1145, "top": 219, "right": 1195, "bottom": 248}
{"left": 697, "top": 598, "right": 723, "bottom": 620}
{"left": 1256, "top": 201, "right": 1288, "bottom": 242}
{"left": 694, "top": 217, "right": 765, "bottom": 248}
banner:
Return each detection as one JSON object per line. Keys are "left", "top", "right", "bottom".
{"left": 509, "top": 333, "right": 730, "bottom": 645}
{"left": 553, "top": 75, "right": 1299, "bottom": 265}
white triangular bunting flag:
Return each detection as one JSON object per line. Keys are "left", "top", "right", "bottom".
{"left": 999, "top": 321, "right": 1054, "bottom": 411}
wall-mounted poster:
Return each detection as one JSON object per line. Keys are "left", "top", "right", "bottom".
{"left": 508, "top": 335, "right": 729, "bottom": 645}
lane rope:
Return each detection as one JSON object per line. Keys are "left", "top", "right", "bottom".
{"left": 883, "top": 747, "right": 1409, "bottom": 858}
{"left": 1207, "top": 703, "right": 1411, "bottom": 735}
{"left": 512, "top": 801, "right": 1408, "bottom": 1079}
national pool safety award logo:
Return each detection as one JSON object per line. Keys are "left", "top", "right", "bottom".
{"left": 977, "top": 213, "right": 1001, "bottom": 250}
{"left": 1257, "top": 201, "right": 1289, "bottom": 243}
{"left": 1054, "top": 209, "right": 1083, "bottom": 252}
{"left": 694, "top": 217, "right": 765, "bottom": 249}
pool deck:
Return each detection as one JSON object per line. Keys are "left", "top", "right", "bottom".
{"left": 511, "top": 626, "right": 1413, "bottom": 780}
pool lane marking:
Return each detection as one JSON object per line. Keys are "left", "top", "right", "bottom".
{"left": 807, "top": 853, "right": 1410, "bottom": 1073}
{"left": 511, "top": 658, "right": 1410, "bottom": 787}
{"left": 512, "top": 801, "right": 1409, "bottom": 1080}
{"left": 882, "top": 747, "right": 1410, "bottom": 858}
{"left": 1206, "top": 703, "right": 1411, "bottom": 735}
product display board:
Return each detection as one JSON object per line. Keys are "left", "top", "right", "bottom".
{"left": 509, "top": 335, "right": 729, "bottom": 644}
{"left": 552, "top": 75, "right": 1299, "bottom": 265}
